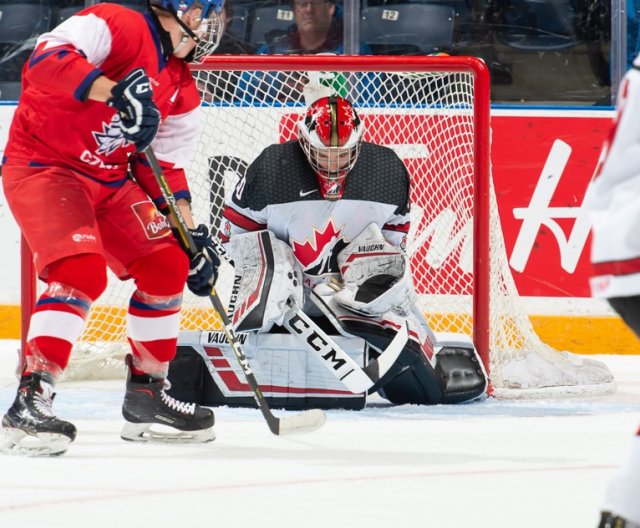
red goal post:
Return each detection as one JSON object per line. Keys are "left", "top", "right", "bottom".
{"left": 192, "top": 53, "right": 491, "bottom": 369}
{"left": 20, "top": 55, "right": 614, "bottom": 396}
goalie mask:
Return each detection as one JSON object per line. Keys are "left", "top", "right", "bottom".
{"left": 149, "top": 0, "right": 224, "bottom": 61}
{"left": 298, "top": 96, "right": 364, "bottom": 201}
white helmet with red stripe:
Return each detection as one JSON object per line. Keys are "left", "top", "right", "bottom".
{"left": 298, "top": 96, "right": 364, "bottom": 201}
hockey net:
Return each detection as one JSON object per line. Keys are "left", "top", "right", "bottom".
{"left": 24, "top": 55, "right": 614, "bottom": 396}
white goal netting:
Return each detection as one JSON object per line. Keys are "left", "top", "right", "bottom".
{"left": 45, "top": 55, "right": 613, "bottom": 396}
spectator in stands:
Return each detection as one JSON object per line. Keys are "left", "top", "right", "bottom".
{"left": 240, "top": 0, "right": 372, "bottom": 103}
{"left": 257, "top": 0, "right": 369, "bottom": 55}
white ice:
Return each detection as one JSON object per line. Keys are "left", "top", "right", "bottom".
{"left": 1, "top": 339, "right": 639, "bottom": 528}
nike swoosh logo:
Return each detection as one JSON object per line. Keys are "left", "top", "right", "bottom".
{"left": 299, "top": 189, "right": 317, "bottom": 197}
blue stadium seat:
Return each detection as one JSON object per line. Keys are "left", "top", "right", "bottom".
{"left": 496, "top": 0, "right": 581, "bottom": 50}
{"left": 248, "top": 5, "right": 295, "bottom": 48}
{"left": 361, "top": 4, "right": 456, "bottom": 54}
{"left": 99, "top": 0, "right": 146, "bottom": 13}
{"left": 0, "top": 2, "right": 52, "bottom": 83}
{"left": 0, "top": 3, "right": 52, "bottom": 46}
{"left": 0, "top": 80, "right": 22, "bottom": 101}
{"left": 226, "top": 4, "right": 251, "bottom": 42}
{"left": 55, "top": 5, "right": 85, "bottom": 25}
{"left": 364, "top": 0, "right": 470, "bottom": 25}
{"left": 56, "top": 2, "right": 143, "bottom": 27}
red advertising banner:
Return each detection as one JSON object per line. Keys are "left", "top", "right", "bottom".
{"left": 281, "top": 110, "right": 614, "bottom": 299}
{"left": 492, "top": 112, "right": 613, "bottom": 298}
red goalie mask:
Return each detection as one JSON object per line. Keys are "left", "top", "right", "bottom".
{"left": 298, "top": 96, "right": 364, "bottom": 201}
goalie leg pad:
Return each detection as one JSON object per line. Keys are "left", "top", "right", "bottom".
{"left": 377, "top": 341, "right": 487, "bottom": 405}
{"left": 312, "top": 285, "right": 447, "bottom": 404}
{"left": 226, "top": 230, "right": 304, "bottom": 332}
{"left": 372, "top": 339, "right": 446, "bottom": 405}
{"left": 434, "top": 345, "right": 487, "bottom": 403}
{"left": 168, "top": 330, "right": 367, "bottom": 410}
{"left": 608, "top": 296, "right": 640, "bottom": 339}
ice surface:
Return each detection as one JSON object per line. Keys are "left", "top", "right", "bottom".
{"left": 0, "top": 340, "right": 639, "bottom": 528}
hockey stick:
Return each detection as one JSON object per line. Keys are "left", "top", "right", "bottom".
{"left": 282, "top": 300, "right": 409, "bottom": 393}
{"left": 142, "top": 147, "right": 326, "bottom": 436}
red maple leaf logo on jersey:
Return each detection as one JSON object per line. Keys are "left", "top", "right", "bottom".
{"left": 291, "top": 219, "right": 345, "bottom": 269}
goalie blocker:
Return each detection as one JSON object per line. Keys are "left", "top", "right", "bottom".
{"left": 168, "top": 228, "right": 487, "bottom": 409}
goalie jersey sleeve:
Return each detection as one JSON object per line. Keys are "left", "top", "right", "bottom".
{"left": 3, "top": 3, "right": 200, "bottom": 207}
{"left": 221, "top": 141, "right": 411, "bottom": 280}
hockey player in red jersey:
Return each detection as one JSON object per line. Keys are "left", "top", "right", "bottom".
{"left": 217, "top": 96, "right": 488, "bottom": 407}
{"left": 587, "top": 61, "right": 640, "bottom": 528}
{"left": 1, "top": 0, "right": 225, "bottom": 456}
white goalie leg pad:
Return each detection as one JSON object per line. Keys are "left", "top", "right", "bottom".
{"left": 310, "top": 284, "right": 428, "bottom": 389}
{"left": 176, "top": 329, "right": 367, "bottom": 409}
{"left": 281, "top": 299, "right": 408, "bottom": 394}
{"left": 312, "top": 285, "right": 486, "bottom": 404}
{"left": 334, "top": 223, "right": 417, "bottom": 317}
{"left": 226, "top": 230, "right": 304, "bottom": 332}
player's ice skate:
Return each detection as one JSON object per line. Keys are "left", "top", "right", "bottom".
{"left": 120, "top": 355, "right": 215, "bottom": 443}
{"left": 1, "top": 372, "right": 76, "bottom": 457}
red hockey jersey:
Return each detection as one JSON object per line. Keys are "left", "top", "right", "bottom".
{"left": 2, "top": 3, "right": 201, "bottom": 206}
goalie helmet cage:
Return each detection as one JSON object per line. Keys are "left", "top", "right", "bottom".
{"left": 20, "top": 55, "right": 614, "bottom": 397}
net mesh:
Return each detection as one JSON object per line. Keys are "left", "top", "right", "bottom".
{"left": 59, "top": 57, "right": 613, "bottom": 396}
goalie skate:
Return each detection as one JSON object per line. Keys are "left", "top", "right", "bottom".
{"left": 1, "top": 372, "right": 76, "bottom": 457}
{"left": 121, "top": 355, "right": 215, "bottom": 443}
{"left": 598, "top": 511, "right": 640, "bottom": 528}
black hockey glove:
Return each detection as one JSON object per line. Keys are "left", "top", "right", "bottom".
{"left": 181, "top": 224, "right": 221, "bottom": 297}
{"left": 107, "top": 68, "right": 161, "bottom": 152}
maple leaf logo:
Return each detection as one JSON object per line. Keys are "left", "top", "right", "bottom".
{"left": 92, "top": 114, "right": 128, "bottom": 156}
{"left": 291, "top": 219, "right": 345, "bottom": 270}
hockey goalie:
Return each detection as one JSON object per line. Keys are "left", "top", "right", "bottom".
{"left": 168, "top": 96, "right": 487, "bottom": 409}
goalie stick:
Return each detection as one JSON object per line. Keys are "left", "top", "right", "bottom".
{"left": 142, "top": 147, "right": 326, "bottom": 436}
{"left": 282, "top": 300, "right": 409, "bottom": 394}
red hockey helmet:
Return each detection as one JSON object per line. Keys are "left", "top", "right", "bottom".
{"left": 298, "top": 96, "right": 364, "bottom": 201}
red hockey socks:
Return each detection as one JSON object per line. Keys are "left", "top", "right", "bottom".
{"left": 125, "top": 246, "right": 189, "bottom": 377}
{"left": 24, "top": 254, "right": 107, "bottom": 378}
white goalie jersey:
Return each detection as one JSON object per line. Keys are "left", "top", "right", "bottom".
{"left": 220, "top": 140, "right": 411, "bottom": 307}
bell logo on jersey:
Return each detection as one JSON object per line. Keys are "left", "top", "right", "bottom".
{"left": 93, "top": 114, "right": 128, "bottom": 156}
{"left": 130, "top": 202, "right": 171, "bottom": 240}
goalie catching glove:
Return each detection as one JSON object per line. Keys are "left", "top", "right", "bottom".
{"left": 334, "top": 223, "right": 416, "bottom": 317}
{"left": 174, "top": 224, "right": 220, "bottom": 297}
{"left": 107, "top": 68, "right": 161, "bottom": 152}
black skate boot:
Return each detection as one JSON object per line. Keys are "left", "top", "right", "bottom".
{"left": 598, "top": 511, "right": 640, "bottom": 528}
{"left": 121, "top": 355, "right": 215, "bottom": 443}
{"left": 1, "top": 372, "right": 76, "bottom": 457}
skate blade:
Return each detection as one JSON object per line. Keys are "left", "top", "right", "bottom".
{"left": 1, "top": 428, "right": 71, "bottom": 457}
{"left": 121, "top": 422, "right": 216, "bottom": 444}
